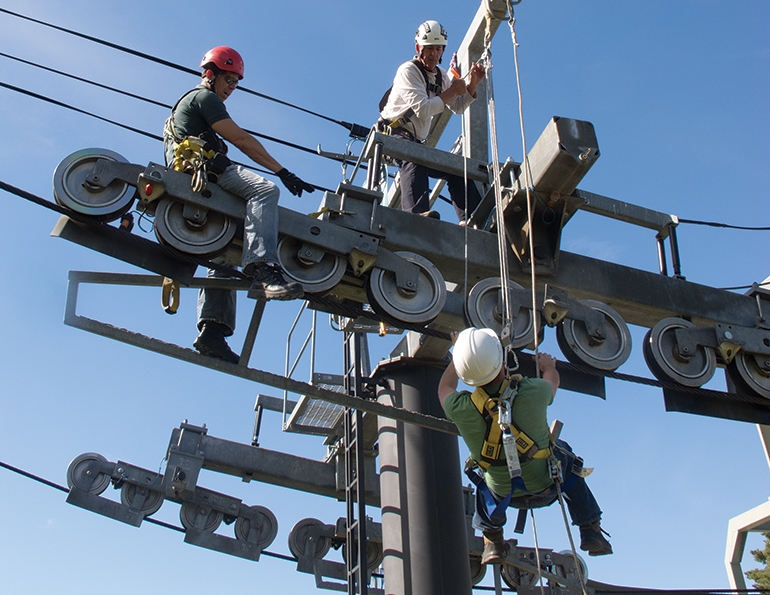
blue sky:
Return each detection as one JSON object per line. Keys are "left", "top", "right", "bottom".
{"left": 1, "top": 0, "right": 769, "bottom": 592}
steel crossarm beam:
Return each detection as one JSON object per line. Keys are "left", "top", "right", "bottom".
{"left": 363, "top": 133, "right": 490, "bottom": 183}
{"left": 168, "top": 427, "right": 382, "bottom": 505}
{"left": 374, "top": 209, "right": 766, "bottom": 330}
{"left": 572, "top": 189, "right": 678, "bottom": 236}
{"left": 63, "top": 271, "right": 458, "bottom": 436}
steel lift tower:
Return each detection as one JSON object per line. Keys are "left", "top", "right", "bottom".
{"left": 47, "top": 2, "right": 770, "bottom": 593}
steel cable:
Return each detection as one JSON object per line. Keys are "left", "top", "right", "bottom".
{"left": 0, "top": 7, "right": 367, "bottom": 136}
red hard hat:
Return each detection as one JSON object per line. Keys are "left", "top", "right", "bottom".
{"left": 200, "top": 46, "right": 244, "bottom": 79}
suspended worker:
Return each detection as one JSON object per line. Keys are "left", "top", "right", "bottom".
{"left": 379, "top": 20, "right": 485, "bottom": 222}
{"left": 163, "top": 46, "right": 315, "bottom": 363}
{"left": 437, "top": 327, "right": 613, "bottom": 564}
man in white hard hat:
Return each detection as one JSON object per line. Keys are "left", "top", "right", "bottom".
{"left": 438, "top": 327, "right": 612, "bottom": 565}
{"left": 379, "top": 20, "right": 485, "bottom": 222}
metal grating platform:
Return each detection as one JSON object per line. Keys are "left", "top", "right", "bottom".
{"left": 285, "top": 381, "right": 346, "bottom": 437}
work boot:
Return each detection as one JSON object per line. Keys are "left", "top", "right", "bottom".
{"left": 419, "top": 210, "right": 440, "bottom": 219}
{"left": 247, "top": 263, "right": 304, "bottom": 301}
{"left": 193, "top": 322, "right": 240, "bottom": 364}
{"left": 579, "top": 522, "right": 613, "bottom": 557}
{"left": 481, "top": 529, "right": 508, "bottom": 565}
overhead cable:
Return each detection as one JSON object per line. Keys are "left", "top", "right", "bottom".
{"left": 0, "top": 81, "right": 162, "bottom": 142}
{"left": 0, "top": 7, "right": 368, "bottom": 137}
{"left": 0, "top": 50, "right": 171, "bottom": 108}
{"left": 0, "top": 63, "right": 352, "bottom": 170}
{"left": 0, "top": 459, "right": 304, "bottom": 554}
{"left": 0, "top": 82, "right": 334, "bottom": 193}
{"left": 678, "top": 218, "right": 770, "bottom": 231}
{"left": 1, "top": 457, "right": 768, "bottom": 593}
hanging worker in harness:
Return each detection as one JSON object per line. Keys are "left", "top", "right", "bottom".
{"left": 379, "top": 20, "right": 486, "bottom": 222}
{"left": 164, "top": 46, "right": 315, "bottom": 364}
{"left": 437, "top": 327, "right": 613, "bottom": 565}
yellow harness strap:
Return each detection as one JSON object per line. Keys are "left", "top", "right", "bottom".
{"left": 470, "top": 378, "right": 550, "bottom": 471}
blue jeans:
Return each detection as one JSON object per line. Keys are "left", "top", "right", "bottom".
{"left": 197, "top": 164, "right": 280, "bottom": 333}
{"left": 472, "top": 439, "right": 602, "bottom": 532}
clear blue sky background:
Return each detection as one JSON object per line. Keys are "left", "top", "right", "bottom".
{"left": 1, "top": 1, "right": 769, "bottom": 592}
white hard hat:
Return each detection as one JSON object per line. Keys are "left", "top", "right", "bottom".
{"left": 415, "top": 20, "right": 448, "bottom": 47}
{"left": 453, "top": 327, "right": 503, "bottom": 387}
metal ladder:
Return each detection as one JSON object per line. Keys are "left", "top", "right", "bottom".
{"left": 343, "top": 331, "right": 370, "bottom": 595}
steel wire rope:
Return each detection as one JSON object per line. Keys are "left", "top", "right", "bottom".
{"left": 0, "top": 77, "right": 342, "bottom": 188}
{"left": 0, "top": 178, "right": 250, "bottom": 280}
{"left": 0, "top": 81, "right": 336, "bottom": 193}
{"left": 0, "top": 7, "right": 367, "bottom": 137}
{"left": 0, "top": 459, "right": 304, "bottom": 559}
{"left": 4, "top": 456, "right": 769, "bottom": 594}
{"left": 553, "top": 479, "right": 590, "bottom": 595}
{"left": 0, "top": 179, "right": 451, "bottom": 342}
{"left": 0, "top": 49, "right": 361, "bottom": 168}
{"left": 678, "top": 218, "right": 770, "bottom": 231}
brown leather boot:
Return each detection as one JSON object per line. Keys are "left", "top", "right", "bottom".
{"left": 579, "top": 521, "right": 613, "bottom": 556}
{"left": 481, "top": 529, "right": 508, "bottom": 564}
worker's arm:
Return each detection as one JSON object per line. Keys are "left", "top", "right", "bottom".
{"left": 537, "top": 352, "right": 560, "bottom": 397}
{"left": 211, "top": 118, "right": 282, "bottom": 172}
{"left": 437, "top": 358, "right": 460, "bottom": 409}
{"left": 212, "top": 117, "right": 315, "bottom": 197}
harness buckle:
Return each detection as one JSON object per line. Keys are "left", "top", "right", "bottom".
{"left": 548, "top": 455, "right": 563, "bottom": 483}
{"left": 498, "top": 400, "right": 512, "bottom": 426}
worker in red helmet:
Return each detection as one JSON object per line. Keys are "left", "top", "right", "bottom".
{"left": 379, "top": 21, "right": 485, "bottom": 222}
{"left": 164, "top": 46, "right": 315, "bottom": 363}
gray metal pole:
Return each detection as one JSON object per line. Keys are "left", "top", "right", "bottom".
{"left": 376, "top": 359, "right": 472, "bottom": 595}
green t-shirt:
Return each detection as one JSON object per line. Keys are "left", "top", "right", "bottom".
{"left": 164, "top": 85, "right": 230, "bottom": 164}
{"left": 444, "top": 376, "right": 554, "bottom": 497}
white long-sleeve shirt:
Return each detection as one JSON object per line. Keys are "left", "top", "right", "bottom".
{"left": 380, "top": 59, "right": 476, "bottom": 142}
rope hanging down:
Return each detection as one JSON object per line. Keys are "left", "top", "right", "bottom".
{"left": 483, "top": 7, "right": 590, "bottom": 590}
{"left": 481, "top": 2, "right": 520, "bottom": 375}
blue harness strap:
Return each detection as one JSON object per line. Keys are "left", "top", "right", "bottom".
{"left": 466, "top": 441, "right": 584, "bottom": 527}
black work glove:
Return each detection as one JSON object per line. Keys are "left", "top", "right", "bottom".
{"left": 277, "top": 168, "right": 315, "bottom": 197}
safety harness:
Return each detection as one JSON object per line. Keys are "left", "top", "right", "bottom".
{"left": 163, "top": 88, "right": 232, "bottom": 193}
{"left": 469, "top": 377, "right": 549, "bottom": 470}
{"left": 464, "top": 375, "right": 584, "bottom": 529}
{"left": 377, "top": 59, "right": 444, "bottom": 135}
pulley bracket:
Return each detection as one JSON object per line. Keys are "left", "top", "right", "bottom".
{"left": 544, "top": 286, "right": 606, "bottom": 341}
{"left": 83, "top": 157, "right": 144, "bottom": 190}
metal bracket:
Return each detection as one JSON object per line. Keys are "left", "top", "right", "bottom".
{"left": 163, "top": 421, "right": 207, "bottom": 496}
{"left": 373, "top": 247, "right": 420, "bottom": 292}
{"left": 184, "top": 527, "right": 265, "bottom": 562}
{"left": 543, "top": 286, "right": 606, "bottom": 341}
{"left": 66, "top": 487, "right": 147, "bottom": 527}
{"left": 674, "top": 323, "right": 770, "bottom": 365}
{"left": 84, "top": 158, "right": 144, "bottom": 189}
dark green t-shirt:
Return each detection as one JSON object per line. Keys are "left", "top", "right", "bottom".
{"left": 164, "top": 85, "right": 230, "bottom": 164}
{"left": 444, "top": 376, "right": 554, "bottom": 497}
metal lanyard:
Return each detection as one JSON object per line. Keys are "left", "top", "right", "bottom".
{"left": 498, "top": 381, "right": 522, "bottom": 479}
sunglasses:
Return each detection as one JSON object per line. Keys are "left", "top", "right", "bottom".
{"left": 223, "top": 75, "right": 239, "bottom": 87}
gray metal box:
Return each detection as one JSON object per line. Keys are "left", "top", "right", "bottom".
{"left": 518, "top": 116, "right": 600, "bottom": 197}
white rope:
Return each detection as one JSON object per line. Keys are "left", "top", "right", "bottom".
{"left": 506, "top": 5, "right": 542, "bottom": 375}
{"left": 528, "top": 508, "right": 546, "bottom": 595}
{"left": 460, "top": 92, "right": 471, "bottom": 298}
{"left": 482, "top": 46, "right": 516, "bottom": 361}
